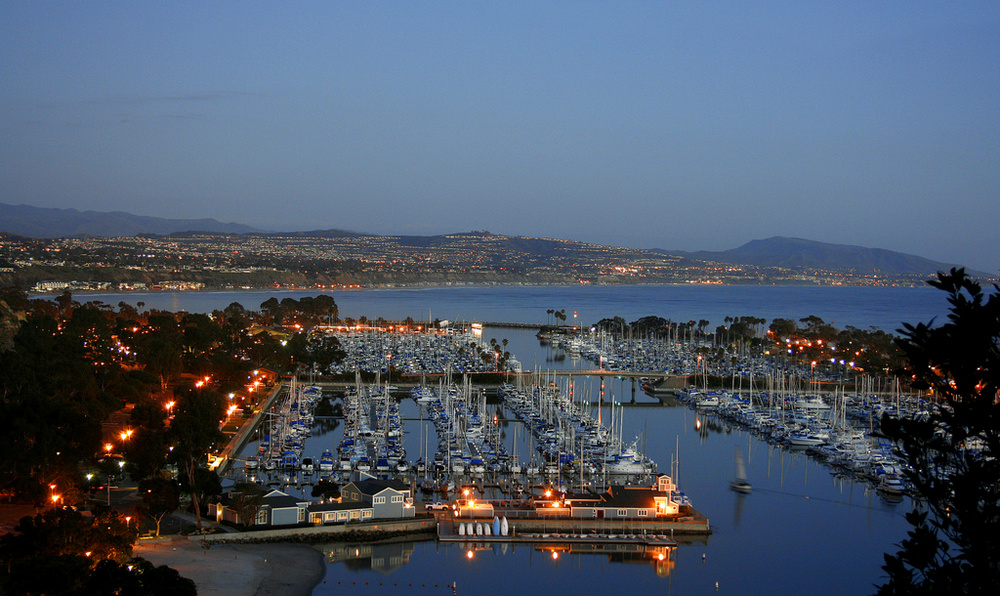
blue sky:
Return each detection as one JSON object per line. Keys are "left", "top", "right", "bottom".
{"left": 2, "top": 2, "right": 998, "bottom": 272}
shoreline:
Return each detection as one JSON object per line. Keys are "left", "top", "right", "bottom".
{"left": 24, "top": 279, "right": 936, "bottom": 298}
{"left": 134, "top": 536, "right": 326, "bottom": 596}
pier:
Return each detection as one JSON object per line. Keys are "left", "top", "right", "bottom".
{"left": 214, "top": 382, "right": 286, "bottom": 476}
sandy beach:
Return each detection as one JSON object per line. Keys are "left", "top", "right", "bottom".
{"left": 134, "top": 536, "right": 326, "bottom": 596}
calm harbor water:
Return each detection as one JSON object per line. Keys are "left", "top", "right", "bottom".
{"left": 87, "top": 284, "right": 940, "bottom": 594}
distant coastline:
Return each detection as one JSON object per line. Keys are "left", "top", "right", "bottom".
{"left": 4, "top": 218, "right": 991, "bottom": 293}
{"left": 24, "top": 276, "right": 938, "bottom": 300}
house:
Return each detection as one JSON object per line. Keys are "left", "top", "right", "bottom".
{"left": 209, "top": 489, "right": 377, "bottom": 527}
{"left": 307, "top": 500, "right": 374, "bottom": 525}
{"left": 257, "top": 489, "right": 310, "bottom": 526}
{"left": 341, "top": 476, "right": 415, "bottom": 519}
{"left": 208, "top": 489, "right": 310, "bottom": 527}
{"left": 565, "top": 475, "right": 681, "bottom": 519}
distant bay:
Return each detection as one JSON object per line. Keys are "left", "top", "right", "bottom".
{"left": 79, "top": 284, "right": 947, "bottom": 332}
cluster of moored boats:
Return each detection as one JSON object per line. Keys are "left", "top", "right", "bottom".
{"left": 545, "top": 330, "right": 914, "bottom": 496}
{"left": 337, "top": 382, "right": 408, "bottom": 475}
{"left": 415, "top": 381, "right": 510, "bottom": 478}
{"left": 321, "top": 328, "right": 520, "bottom": 375}
{"left": 548, "top": 331, "right": 849, "bottom": 383}
{"left": 671, "top": 386, "right": 917, "bottom": 496}
{"left": 238, "top": 327, "right": 918, "bottom": 500}
{"left": 239, "top": 374, "right": 660, "bottom": 495}
{"left": 498, "top": 382, "right": 657, "bottom": 482}
{"left": 244, "top": 381, "right": 324, "bottom": 479}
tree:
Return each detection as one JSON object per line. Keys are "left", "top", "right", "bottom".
{"left": 138, "top": 477, "right": 180, "bottom": 538}
{"left": 260, "top": 297, "right": 282, "bottom": 325}
{"left": 769, "top": 318, "right": 798, "bottom": 340}
{"left": 877, "top": 269, "right": 1000, "bottom": 594}
{"left": 123, "top": 424, "right": 169, "bottom": 484}
{"left": 54, "top": 290, "right": 77, "bottom": 317}
{"left": 312, "top": 479, "right": 340, "bottom": 500}
{"left": 136, "top": 316, "right": 183, "bottom": 390}
{"left": 167, "top": 385, "right": 224, "bottom": 533}
{"left": 245, "top": 329, "right": 285, "bottom": 370}
{"left": 0, "top": 312, "right": 103, "bottom": 501}
{"left": 0, "top": 507, "right": 137, "bottom": 567}
{"left": 85, "top": 557, "right": 196, "bottom": 596}
{"left": 798, "top": 315, "right": 838, "bottom": 341}
{"left": 229, "top": 482, "right": 265, "bottom": 528}
{"left": 305, "top": 334, "right": 347, "bottom": 374}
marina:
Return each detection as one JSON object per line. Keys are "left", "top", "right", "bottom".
{"left": 227, "top": 321, "right": 919, "bottom": 504}
{"left": 119, "top": 284, "right": 932, "bottom": 593}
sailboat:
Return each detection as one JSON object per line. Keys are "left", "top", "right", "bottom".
{"left": 730, "top": 448, "right": 752, "bottom": 494}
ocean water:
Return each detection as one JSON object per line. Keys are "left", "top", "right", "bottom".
{"left": 86, "top": 284, "right": 941, "bottom": 594}
{"left": 83, "top": 283, "right": 946, "bottom": 332}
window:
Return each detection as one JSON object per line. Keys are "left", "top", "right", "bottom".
{"left": 617, "top": 509, "right": 628, "bottom": 517}
{"left": 638, "top": 509, "right": 649, "bottom": 517}
{"left": 362, "top": 510, "right": 373, "bottom": 518}
{"left": 391, "top": 495, "right": 403, "bottom": 503}
{"left": 373, "top": 496, "right": 386, "bottom": 504}
{"left": 297, "top": 508, "right": 305, "bottom": 522}
{"left": 257, "top": 510, "right": 268, "bottom": 525}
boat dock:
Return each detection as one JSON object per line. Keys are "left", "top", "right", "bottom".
{"left": 433, "top": 512, "right": 705, "bottom": 548}
{"left": 432, "top": 503, "right": 708, "bottom": 545}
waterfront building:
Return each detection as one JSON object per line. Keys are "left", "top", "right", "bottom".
{"left": 307, "top": 501, "right": 375, "bottom": 525}
{"left": 341, "top": 476, "right": 415, "bottom": 520}
{"left": 256, "top": 489, "right": 310, "bottom": 526}
{"left": 564, "top": 476, "right": 681, "bottom": 519}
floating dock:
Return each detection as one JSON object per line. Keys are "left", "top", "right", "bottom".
{"left": 434, "top": 505, "right": 709, "bottom": 546}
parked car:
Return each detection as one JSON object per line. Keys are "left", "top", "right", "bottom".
{"left": 425, "top": 501, "right": 449, "bottom": 511}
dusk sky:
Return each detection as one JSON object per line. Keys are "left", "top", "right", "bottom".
{"left": 3, "top": 2, "right": 998, "bottom": 272}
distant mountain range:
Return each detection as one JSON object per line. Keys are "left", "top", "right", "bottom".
{"left": 0, "top": 202, "right": 264, "bottom": 237}
{"left": 0, "top": 202, "right": 974, "bottom": 276}
{"left": 653, "top": 236, "right": 971, "bottom": 276}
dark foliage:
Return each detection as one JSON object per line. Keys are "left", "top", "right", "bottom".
{"left": 876, "top": 269, "right": 1000, "bottom": 594}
